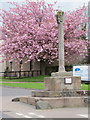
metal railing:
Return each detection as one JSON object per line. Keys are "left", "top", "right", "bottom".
{"left": 0, "top": 70, "right": 41, "bottom": 79}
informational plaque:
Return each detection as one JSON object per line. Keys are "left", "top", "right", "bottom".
{"left": 64, "top": 78, "right": 72, "bottom": 84}
{"left": 73, "top": 65, "right": 90, "bottom": 82}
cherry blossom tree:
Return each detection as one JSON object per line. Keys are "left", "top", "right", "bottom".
{"left": 0, "top": 0, "right": 88, "bottom": 65}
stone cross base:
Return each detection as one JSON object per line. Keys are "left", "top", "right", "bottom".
{"left": 44, "top": 75, "right": 81, "bottom": 91}
{"left": 12, "top": 71, "right": 87, "bottom": 110}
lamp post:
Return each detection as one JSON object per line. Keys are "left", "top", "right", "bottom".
{"left": 55, "top": 10, "right": 65, "bottom": 72}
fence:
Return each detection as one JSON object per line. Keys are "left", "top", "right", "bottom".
{"left": 0, "top": 70, "right": 41, "bottom": 79}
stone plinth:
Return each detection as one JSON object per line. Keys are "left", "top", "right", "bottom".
{"left": 12, "top": 71, "right": 89, "bottom": 110}
{"left": 44, "top": 76, "right": 81, "bottom": 91}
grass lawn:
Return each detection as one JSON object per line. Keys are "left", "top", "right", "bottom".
{"left": 0, "top": 82, "right": 44, "bottom": 89}
{"left": 0, "top": 75, "right": 47, "bottom": 89}
{"left": 0, "top": 75, "right": 90, "bottom": 90}
{"left": 1, "top": 75, "right": 49, "bottom": 82}
{"left": 0, "top": 83, "right": 90, "bottom": 90}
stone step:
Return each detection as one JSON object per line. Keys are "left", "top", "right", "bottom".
{"left": 31, "top": 90, "right": 90, "bottom": 97}
{"left": 12, "top": 96, "right": 89, "bottom": 109}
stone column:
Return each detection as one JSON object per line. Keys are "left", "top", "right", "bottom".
{"left": 58, "top": 12, "right": 65, "bottom": 72}
{"left": 54, "top": 11, "right": 65, "bottom": 74}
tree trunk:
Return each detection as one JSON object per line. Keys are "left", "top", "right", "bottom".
{"left": 40, "top": 61, "right": 46, "bottom": 75}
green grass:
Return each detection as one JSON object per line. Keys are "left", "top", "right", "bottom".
{"left": 0, "top": 75, "right": 47, "bottom": 89}
{"left": 1, "top": 75, "right": 49, "bottom": 82}
{"left": 0, "top": 82, "right": 44, "bottom": 89}
{"left": 0, "top": 82, "right": 89, "bottom": 90}
{"left": 81, "top": 84, "right": 90, "bottom": 90}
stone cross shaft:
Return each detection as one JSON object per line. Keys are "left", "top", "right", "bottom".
{"left": 56, "top": 10, "right": 65, "bottom": 72}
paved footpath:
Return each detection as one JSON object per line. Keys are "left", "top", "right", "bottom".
{"left": 0, "top": 86, "right": 89, "bottom": 119}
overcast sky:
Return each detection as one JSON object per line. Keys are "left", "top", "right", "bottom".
{"left": 0, "top": 0, "right": 90, "bottom": 12}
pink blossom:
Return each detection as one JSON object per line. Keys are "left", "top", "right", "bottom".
{"left": 0, "top": 0, "right": 88, "bottom": 65}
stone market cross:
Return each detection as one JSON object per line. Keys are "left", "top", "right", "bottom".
{"left": 12, "top": 10, "right": 89, "bottom": 110}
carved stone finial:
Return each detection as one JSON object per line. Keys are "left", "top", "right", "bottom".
{"left": 55, "top": 10, "right": 64, "bottom": 24}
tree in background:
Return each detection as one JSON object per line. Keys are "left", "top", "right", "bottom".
{"left": 0, "top": 0, "right": 88, "bottom": 65}
{"left": 64, "top": 8, "right": 88, "bottom": 64}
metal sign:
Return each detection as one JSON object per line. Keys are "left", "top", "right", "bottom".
{"left": 73, "top": 65, "right": 90, "bottom": 81}
{"left": 64, "top": 78, "right": 72, "bottom": 84}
